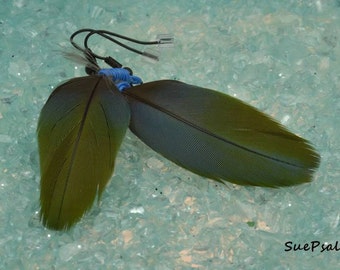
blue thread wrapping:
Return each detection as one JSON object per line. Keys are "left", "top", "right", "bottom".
{"left": 98, "top": 68, "right": 142, "bottom": 91}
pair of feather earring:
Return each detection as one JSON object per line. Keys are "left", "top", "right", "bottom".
{"left": 37, "top": 29, "right": 320, "bottom": 230}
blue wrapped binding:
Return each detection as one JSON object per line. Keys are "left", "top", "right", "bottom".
{"left": 98, "top": 68, "right": 142, "bottom": 91}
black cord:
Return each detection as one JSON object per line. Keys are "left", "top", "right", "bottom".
{"left": 70, "top": 28, "right": 161, "bottom": 65}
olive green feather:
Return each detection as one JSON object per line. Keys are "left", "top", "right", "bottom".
{"left": 37, "top": 76, "right": 130, "bottom": 230}
{"left": 124, "top": 80, "right": 320, "bottom": 187}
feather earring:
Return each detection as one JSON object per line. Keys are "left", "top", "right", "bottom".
{"left": 37, "top": 29, "right": 319, "bottom": 230}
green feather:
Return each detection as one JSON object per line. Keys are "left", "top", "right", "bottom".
{"left": 37, "top": 76, "right": 130, "bottom": 230}
{"left": 124, "top": 80, "right": 320, "bottom": 187}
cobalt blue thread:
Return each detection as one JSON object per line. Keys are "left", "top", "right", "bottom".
{"left": 98, "top": 68, "right": 130, "bottom": 81}
{"left": 116, "top": 81, "right": 131, "bottom": 91}
{"left": 98, "top": 68, "right": 142, "bottom": 91}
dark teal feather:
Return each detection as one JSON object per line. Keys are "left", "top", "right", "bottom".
{"left": 124, "top": 80, "right": 320, "bottom": 187}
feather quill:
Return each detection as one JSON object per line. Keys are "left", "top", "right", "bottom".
{"left": 124, "top": 80, "right": 320, "bottom": 187}
{"left": 37, "top": 75, "right": 130, "bottom": 230}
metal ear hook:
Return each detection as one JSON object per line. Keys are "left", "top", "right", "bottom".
{"left": 69, "top": 28, "right": 174, "bottom": 90}
{"left": 70, "top": 28, "right": 174, "bottom": 68}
